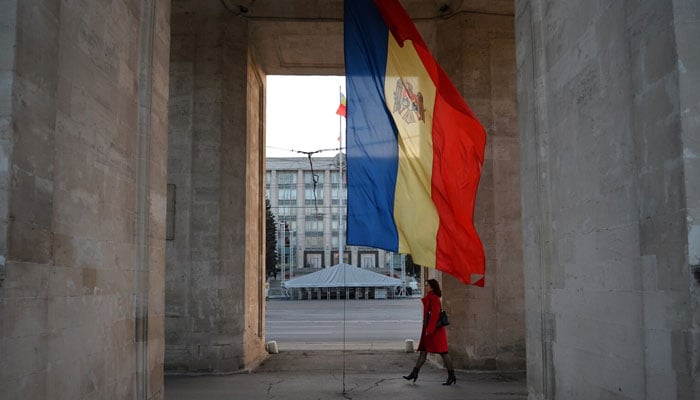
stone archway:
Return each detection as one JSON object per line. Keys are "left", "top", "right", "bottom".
{"left": 164, "top": 0, "right": 525, "bottom": 375}
{"left": 3, "top": 0, "right": 697, "bottom": 399}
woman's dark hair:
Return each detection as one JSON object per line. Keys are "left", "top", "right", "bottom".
{"left": 426, "top": 279, "right": 441, "bottom": 297}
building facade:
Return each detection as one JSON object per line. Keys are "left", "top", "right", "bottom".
{"left": 266, "top": 155, "right": 403, "bottom": 278}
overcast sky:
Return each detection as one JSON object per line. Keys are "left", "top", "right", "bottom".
{"left": 266, "top": 75, "right": 346, "bottom": 158}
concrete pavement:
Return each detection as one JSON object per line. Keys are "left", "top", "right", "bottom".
{"left": 165, "top": 349, "right": 527, "bottom": 399}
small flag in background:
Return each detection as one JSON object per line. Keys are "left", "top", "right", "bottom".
{"left": 344, "top": 0, "right": 487, "bottom": 286}
{"left": 336, "top": 93, "right": 347, "bottom": 117}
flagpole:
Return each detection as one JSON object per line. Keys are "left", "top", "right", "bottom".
{"left": 339, "top": 85, "right": 347, "bottom": 394}
{"left": 338, "top": 86, "right": 344, "bottom": 265}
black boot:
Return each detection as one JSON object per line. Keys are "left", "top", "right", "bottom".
{"left": 442, "top": 370, "right": 456, "bottom": 385}
{"left": 403, "top": 367, "right": 419, "bottom": 382}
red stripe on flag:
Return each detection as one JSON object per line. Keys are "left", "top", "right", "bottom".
{"left": 336, "top": 103, "right": 347, "bottom": 117}
{"left": 373, "top": 0, "right": 486, "bottom": 286}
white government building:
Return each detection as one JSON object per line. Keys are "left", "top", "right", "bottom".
{"left": 266, "top": 154, "right": 407, "bottom": 280}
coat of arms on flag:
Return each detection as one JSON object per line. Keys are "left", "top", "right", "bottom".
{"left": 392, "top": 79, "right": 426, "bottom": 124}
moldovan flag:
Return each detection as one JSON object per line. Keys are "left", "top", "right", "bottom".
{"left": 344, "top": 0, "right": 487, "bottom": 286}
{"left": 336, "top": 93, "right": 347, "bottom": 117}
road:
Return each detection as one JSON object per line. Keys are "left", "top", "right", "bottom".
{"left": 265, "top": 298, "right": 423, "bottom": 350}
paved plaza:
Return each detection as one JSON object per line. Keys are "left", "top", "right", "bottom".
{"left": 165, "top": 350, "right": 527, "bottom": 400}
{"left": 165, "top": 299, "right": 527, "bottom": 399}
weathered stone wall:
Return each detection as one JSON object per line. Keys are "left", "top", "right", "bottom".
{"left": 165, "top": 1, "right": 267, "bottom": 373}
{"left": 432, "top": 12, "right": 525, "bottom": 371}
{"left": 0, "top": 0, "right": 170, "bottom": 399}
{"left": 0, "top": 0, "right": 16, "bottom": 285}
{"left": 516, "top": 0, "right": 699, "bottom": 398}
{"left": 674, "top": 0, "right": 700, "bottom": 331}
{"left": 675, "top": 1, "right": 700, "bottom": 394}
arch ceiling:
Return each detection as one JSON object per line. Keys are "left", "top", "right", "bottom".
{"left": 212, "top": 0, "right": 514, "bottom": 74}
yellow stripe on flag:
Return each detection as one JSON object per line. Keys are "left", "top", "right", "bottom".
{"left": 384, "top": 35, "right": 438, "bottom": 267}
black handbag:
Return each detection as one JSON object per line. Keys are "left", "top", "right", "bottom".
{"left": 426, "top": 296, "right": 450, "bottom": 328}
{"left": 436, "top": 310, "right": 450, "bottom": 328}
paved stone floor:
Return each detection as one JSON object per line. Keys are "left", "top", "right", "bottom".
{"left": 165, "top": 350, "right": 527, "bottom": 400}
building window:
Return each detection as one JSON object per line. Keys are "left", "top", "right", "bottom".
{"left": 305, "top": 219, "right": 323, "bottom": 237}
{"left": 305, "top": 251, "right": 324, "bottom": 268}
{"left": 278, "top": 191, "right": 296, "bottom": 205}
{"left": 332, "top": 251, "right": 351, "bottom": 265}
{"left": 305, "top": 189, "right": 324, "bottom": 205}
{"left": 330, "top": 171, "right": 346, "bottom": 205}
{"left": 278, "top": 171, "right": 297, "bottom": 185}
{"left": 304, "top": 217, "right": 323, "bottom": 248}
{"left": 278, "top": 171, "right": 297, "bottom": 205}
{"left": 359, "top": 251, "right": 378, "bottom": 268}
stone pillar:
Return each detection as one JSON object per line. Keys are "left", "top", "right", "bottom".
{"left": 165, "top": 1, "right": 266, "bottom": 373}
{"left": 632, "top": 1, "right": 700, "bottom": 397}
{"left": 432, "top": 12, "right": 525, "bottom": 371}
{"left": 675, "top": 0, "right": 700, "bottom": 291}
{"left": 516, "top": 0, "right": 699, "bottom": 398}
{"left": 241, "top": 42, "right": 267, "bottom": 366}
{"left": 0, "top": 0, "right": 170, "bottom": 399}
{"left": 0, "top": 1, "right": 16, "bottom": 287}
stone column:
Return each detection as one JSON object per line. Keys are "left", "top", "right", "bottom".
{"left": 241, "top": 45, "right": 267, "bottom": 367}
{"left": 631, "top": 1, "right": 700, "bottom": 397}
{"left": 674, "top": 0, "right": 700, "bottom": 287}
{"left": 165, "top": 1, "right": 266, "bottom": 373}
{"left": 433, "top": 11, "right": 525, "bottom": 371}
{"left": 516, "top": 0, "right": 699, "bottom": 398}
{"left": 0, "top": 0, "right": 16, "bottom": 287}
{"left": 0, "top": 0, "right": 170, "bottom": 398}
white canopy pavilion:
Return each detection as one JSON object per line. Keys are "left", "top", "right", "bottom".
{"left": 282, "top": 263, "right": 404, "bottom": 300}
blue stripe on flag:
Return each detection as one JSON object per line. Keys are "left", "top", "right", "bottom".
{"left": 344, "top": 0, "right": 400, "bottom": 252}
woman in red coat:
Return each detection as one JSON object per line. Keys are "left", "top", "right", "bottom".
{"left": 403, "top": 279, "right": 456, "bottom": 385}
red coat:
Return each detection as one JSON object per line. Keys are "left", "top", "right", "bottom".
{"left": 417, "top": 292, "right": 448, "bottom": 353}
